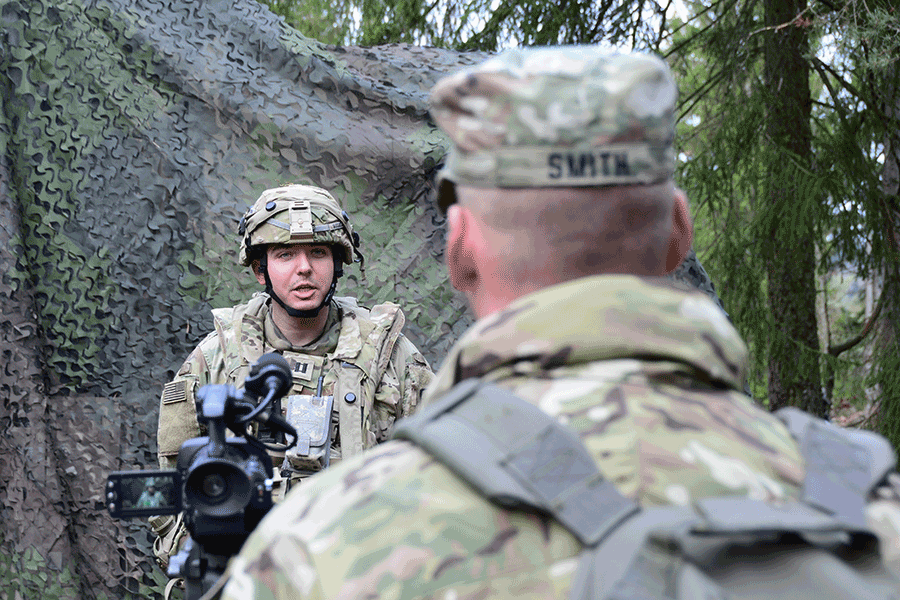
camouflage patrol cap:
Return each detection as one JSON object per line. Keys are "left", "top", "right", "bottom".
{"left": 430, "top": 47, "right": 678, "bottom": 212}
{"left": 238, "top": 184, "right": 358, "bottom": 267}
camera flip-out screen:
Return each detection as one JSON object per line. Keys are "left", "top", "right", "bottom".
{"left": 106, "top": 470, "right": 181, "bottom": 518}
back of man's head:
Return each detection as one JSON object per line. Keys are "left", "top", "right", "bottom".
{"left": 429, "top": 48, "right": 689, "bottom": 299}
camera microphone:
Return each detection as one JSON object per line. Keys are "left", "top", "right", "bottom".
{"left": 243, "top": 352, "right": 292, "bottom": 401}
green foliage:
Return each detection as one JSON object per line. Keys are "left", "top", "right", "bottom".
{"left": 0, "top": 540, "right": 81, "bottom": 600}
{"left": 820, "top": 276, "right": 872, "bottom": 408}
{"left": 673, "top": 7, "right": 771, "bottom": 399}
{"left": 829, "top": 1, "right": 900, "bottom": 73}
{"left": 259, "top": 0, "right": 354, "bottom": 44}
{"left": 357, "top": 0, "right": 439, "bottom": 46}
{"left": 385, "top": 0, "right": 663, "bottom": 52}
{"left": 873, "top": 293, "right": 900, "bottom": 445}
{"left": 256, "top": 0, "right": 674, "bottom": 51}
{"left": 671, "top": 0, "right": 899, "bottom": 418}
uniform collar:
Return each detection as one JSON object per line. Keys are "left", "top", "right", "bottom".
{"left": 263, "top": 299, "right": 341, "bottom": 354}
{"left": 427, "top": 275, "right": 748, "bottom": 399}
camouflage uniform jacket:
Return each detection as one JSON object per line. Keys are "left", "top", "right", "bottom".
{"left": 152, "top": 292, "right": 433, "bottom": 570}
{"left": 157, "top": 292, "right": 433, "bottom": 469}
{"left": 219, "top": 275, "right": 815, "bottom": 600}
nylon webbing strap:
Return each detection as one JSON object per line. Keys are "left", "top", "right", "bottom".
{"left": 336, "top": 365, "right": 365, "bottom": 457}
{"left": 577, "top": 496, "right": 881, "bottom": 600}
{"left": 393, "top": 382, "right": 894, "bottom": 600}
{"left": 777, "top": 407, "right": 897, "bottom": 528}
{"left": 692, "top": 496, "right": 858, "bottom": 534}
{"left": 392, "top": 379, "right": 639, "bottom": 546}
{"left": 573, "top": 504, "right": 699, "bottom": 600}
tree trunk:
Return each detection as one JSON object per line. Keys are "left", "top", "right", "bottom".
{"left": 875, "top": 65, "right": 900, "bottom": 446}
{"left": 762, "top": 0, "right": 826, "bottom": 416}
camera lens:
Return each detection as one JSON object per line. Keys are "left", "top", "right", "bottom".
{"left": 185, "top": 458, "right": 255, "bottom": 518}
{"left": 202, "top": 474, "right": 227, "bottom": 500}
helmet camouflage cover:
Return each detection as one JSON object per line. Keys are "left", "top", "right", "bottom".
{"left": 238, "top": 184, "right": 357, "bottom": 267}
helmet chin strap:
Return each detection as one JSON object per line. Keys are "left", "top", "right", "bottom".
{"left": 259, "top": 253, "right": 343, "bottom": 319}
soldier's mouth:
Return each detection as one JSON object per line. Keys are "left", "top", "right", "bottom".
{"left": 291, "top": 285, "right": 318, "bottom": 297}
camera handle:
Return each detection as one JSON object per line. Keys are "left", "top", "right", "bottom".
{"left": 168, "top": 537, "right": 232, "bottom": 600}
{"left": 195, "top": 384, "right": 235, "bottom": 459}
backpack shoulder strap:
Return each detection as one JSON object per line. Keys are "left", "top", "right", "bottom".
{"left": 392, "top": 380, "right": 692, "bottom": 600}
{"left": 392, "top": 379, "right": 639, "bottom": 546}
{"left": 776, "top": 407, "right": 897, "bottom": 528}
{"left": 394, "top": 382, "right": 897, "bottom": 600}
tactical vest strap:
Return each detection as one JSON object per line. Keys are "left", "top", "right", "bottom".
{"left": 209, "top": 296, "right": 405, "bottom": 460}
{"left": 368, "top": 303, "right": 405, "bottom": 383}
{"left": 335, "top": 362, "right": 366, "bottom": 457}
{"left": 395, "top": 380, "right": 896, "bottom": 600}
{"left": 208, "top": 293, "right": 269, "bottom": 380}
{"left": 776, "top": 407, "right": 897, "bottom": 528}
{"left": 392, "top": 379, "right": 639, "bottom": 546}
{"left": 331, "top": 300, "right": 405, "bottom": 458}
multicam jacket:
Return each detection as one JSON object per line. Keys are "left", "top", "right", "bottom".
{"left": 152, "top": 292, "right": 433, "bottom": 568}
{"left": 218, "top": 275, "right": 818, "bottom": 600}
{"left": 157, "top": 293, "right": 433, "bottom": 468}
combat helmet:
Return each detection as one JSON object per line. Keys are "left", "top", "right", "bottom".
{"left": 237, "top": 184, "right": 364, "bottom": 318}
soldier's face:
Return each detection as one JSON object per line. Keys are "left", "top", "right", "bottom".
{"left": 258, "top": 243, "right": 334, "bottom": 313}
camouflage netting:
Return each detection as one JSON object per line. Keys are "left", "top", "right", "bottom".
{"left": 0, "top": 1, "right": 723, "bottom": 598}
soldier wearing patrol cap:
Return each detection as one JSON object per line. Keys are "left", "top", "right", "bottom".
{"left": 216, "top": 48, "right": 900, "bottom": 599}
{"left": 151, "top": 184, "right": 434, "bottom": 576}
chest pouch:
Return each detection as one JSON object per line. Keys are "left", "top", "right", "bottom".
{"left": 284, "top": 393, "right": 335, "bottom": 473}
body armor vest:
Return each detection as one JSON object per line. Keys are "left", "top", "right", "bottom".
{"left": 205, "top": 294, "right": 406, "bottom": 485}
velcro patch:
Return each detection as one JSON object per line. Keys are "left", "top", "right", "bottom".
{"left": 161, "top": 380, "right": 188, "bottom": 404}
{"left": 283, "top": 352, "right": 325, "bottom": 384}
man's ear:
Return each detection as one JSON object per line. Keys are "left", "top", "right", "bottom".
{"left": 446, "top": 204, "right": 479, "bottom": 292}
{"left": 664, "top": 188, "right": 694, "bottom": 274}
{"left": 252, "top": 259, "right": 266, "bottom": 285}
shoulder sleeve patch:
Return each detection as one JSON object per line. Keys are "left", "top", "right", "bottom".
{"left": 162, "top": 380, "right": 188, "bottom": 405}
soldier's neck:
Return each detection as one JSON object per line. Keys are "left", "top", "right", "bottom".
{"left": 269, "top": 304, "right": 330, "bottom": 347}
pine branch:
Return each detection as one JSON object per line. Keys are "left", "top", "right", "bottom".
{"left": 841, "top": 399, "right": 882, "bottom": 429}
{"left": 663, "top": 0, "right": 742, "bottom": 60}
{"left": 810, "top": 56, "right": 867, "bottom": 105}
{"left": 827, "top": 284, "right": 886, "bottom": 357}
{"left": 749, "top": 4, "right": 815, "bottom": 37}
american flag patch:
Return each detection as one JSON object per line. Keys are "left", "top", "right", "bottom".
{"left": 161, "top": 380, "right": 188, "bottom": 404}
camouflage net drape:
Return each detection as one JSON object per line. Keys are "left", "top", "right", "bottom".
{"left": 0, "top": 1, "right": 723, "bottom": 598}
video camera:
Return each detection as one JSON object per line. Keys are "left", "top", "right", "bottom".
{"left": 106, "top": 353, "right": 298, "bottom": 600}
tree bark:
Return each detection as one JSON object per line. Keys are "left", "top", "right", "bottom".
{"left": 875, "top": 64, "right": 900, "bottom": 446}
{"left": 762, "top": 0, "right": 826, "bottom": 416}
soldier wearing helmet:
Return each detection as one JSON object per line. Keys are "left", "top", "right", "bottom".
{"left": 151, "top": 184, "right": 434, "bottom": 576}
{"left": 238, "top": 185, "right": 361, "bottom": 324}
